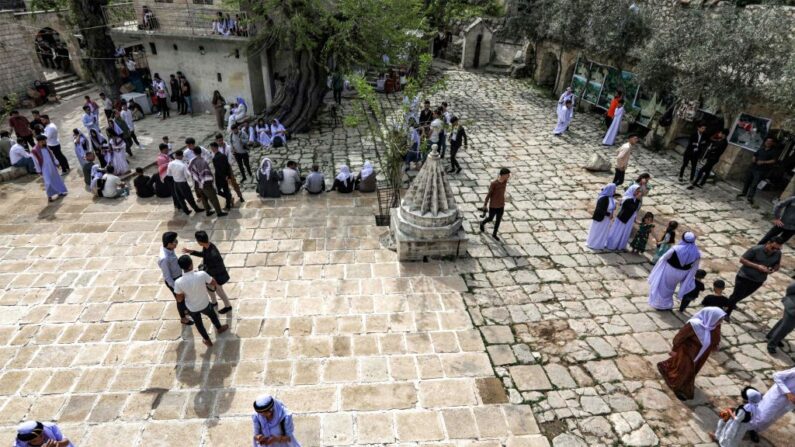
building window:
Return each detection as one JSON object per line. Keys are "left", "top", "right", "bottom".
{"left": 154, "top": 0, "right": 174, "bottom": 3}
{"left": 149, "top": 42, "right": 157, "bottom": 55}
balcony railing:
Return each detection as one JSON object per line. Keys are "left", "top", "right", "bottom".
{"left": 103, "top": 2, "right": 253, "bottom": 39}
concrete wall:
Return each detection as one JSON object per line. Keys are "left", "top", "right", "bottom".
{"left": 112, "top": 32, "right": 263, "bottom": 115}
{"left": 493, "top": 41, "right": 522, "bottom": 67}
{"left": 0, "top": 12, "right": 44, "bottom": 98}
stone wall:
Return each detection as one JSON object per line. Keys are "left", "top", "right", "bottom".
{"left": 0, "top": 12, "right": 44, "bottom": 99}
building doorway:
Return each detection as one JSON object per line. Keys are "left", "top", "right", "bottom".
{"left": 473, "top": 34, "right": 483, "bottom": 68}
{"left": 34, "top": 27, "right": 70, "bottom": 72}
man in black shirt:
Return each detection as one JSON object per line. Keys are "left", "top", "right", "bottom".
{"left": 133, "top": 167, "right": 156, "bottom": 198}
{"left": 419, "top": 100, "right": 433, "bottom": 136}
{"left": 737, "top": 137, "right": 779, "bottom": 205}
{"left": 210, "top": 142, "right": 233, "bottom": 210}
{"left": 679, "top": 123, "right": 708, "bottom": 183}
{"left": 689, "top": 128, "right": 728, "bottom": 189}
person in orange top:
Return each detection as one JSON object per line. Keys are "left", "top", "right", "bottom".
{"left": 605, "top": 90, "right": 624, "bottom": 127}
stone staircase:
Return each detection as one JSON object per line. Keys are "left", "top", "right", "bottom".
{"left": 48, "top": 72, "right": 94, "bottom": 100}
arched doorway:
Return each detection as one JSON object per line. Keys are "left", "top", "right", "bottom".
{"left": 34, "top": 27, "right": 71, "bottom": 72}
{"left": 561, "top": 62, "right": 576, "bottom": 92}
{"left": 537, "top": 51, "right": 558, "bottom": 88}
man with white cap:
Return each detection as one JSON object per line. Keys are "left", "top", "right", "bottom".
{"left": 647, "top": 231, "right": 701, "bottom": 311}
{"left": 252, "top": 395, "right": 301, "bottom": 447}
{"left": 15, "top": 421, "right": 73, "bottom": 446}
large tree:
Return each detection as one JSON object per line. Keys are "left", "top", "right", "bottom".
{"left": 241, "top": 0, "right": 425, "bottom": 132}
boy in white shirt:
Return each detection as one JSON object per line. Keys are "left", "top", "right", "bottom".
{"left": 101, "top": 165, "right": 130, "bottom": 198}
{"left": 174, "top": 255, "right": 229, "bottom": 347}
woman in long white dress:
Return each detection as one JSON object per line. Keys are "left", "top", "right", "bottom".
{"left": 586, "top": 183, "right": 616, "bottom": 250}
{"left": 647, "top": 232, "right": 701, "bottom": 310}
{"left": 109, "top": 130, "right": 130, "bottom": 175}
{"left": 602, "top": 101, "right": 625, "bottom": 146}
{"left": 605, "top": 184, "right": 642, "bottom": 251}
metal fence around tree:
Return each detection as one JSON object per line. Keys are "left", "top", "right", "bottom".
{"left": 103, "top": 2, "right": 252, "bottom": 39}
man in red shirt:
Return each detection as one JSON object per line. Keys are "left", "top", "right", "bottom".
{"left": 480, "top": 168, "right": 511, "bottom": 241}
{"left": 605, "top": 90, "right": 623, "bottom": 128}
{"left": 8, "top": 110, "right": 34, "bottom": 148}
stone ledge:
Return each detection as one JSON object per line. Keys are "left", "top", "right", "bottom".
{"left": 0, "top": 166, "right": 28, "bottom": 183}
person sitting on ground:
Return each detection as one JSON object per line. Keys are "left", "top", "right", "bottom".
{"left": 256, "top": 157, "right": 281, "bottom": 198}
{"left": 101, "top": 165, "right": 130, "bottom": 199}
{"left": 279, "top": 160, "right": 302, "bottom": 195}
{"left": 356, "top": 160, "right": 377, "bottom": 193}
{"left": 304, "top": 164, "right": 326, "bottom": 194}
{"left": 331, "top": 165, "right": 355, "bottom": 193}
{"left": 14, "top": 420, "right": 74, "bottom": 447}
{"left": 9, "top": 137, "right": 36, "bottom": 174}
{"left": 133, "top": 167, "right": 156, "bottom": 198}
{"left": 271, "top": 119, "right": 287, "bottom": 148}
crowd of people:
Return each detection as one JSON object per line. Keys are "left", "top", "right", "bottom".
{"left": 404, "top": 99, "right": 468, "bottom": 175}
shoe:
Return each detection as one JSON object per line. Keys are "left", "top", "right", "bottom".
{"left": 218, "top": 212, "right": 228, "bottom": 217}
{"left": 219, "top": 306, "right": 232, "bottom": 314}
{"left": 678, "top": 177, "right": 684, "bottom": 182}
{"left": 686, "top": 185, "right": 695, "bottom": 190}
{"left": 181, "top": 319, "right": 194, "bottom": 326}
{"left": 492, "top": 233, "right": 500, "bottom": 241}
{"left": 217, "top": 324, "right": 230, "bottom": 334}
{"left": 749, "top": 430, "right": 760, "bottom": 443}
{"left": 212, "top": 302, "right": 218, "bottom": 307}
{"left": 239, "top": 197, "right": 245, "bottom": 203}
{"left": 195, "top": 208, "right": 205, "bottom": 213}
{"left": 202, "top": 339, "right": 213, "bottom": 347}
{"left": 695, "top": 184, "right": 703, "bottom": 188}
{"left": 206, "top": 210, "right": 215, "bottom": 217}
{"left": 456, "top": 168, "right": 462, "bottom": 174}
{"left": 183, "top": 210, "right": 192, "bottom": 216}
{"left": 736, "top": 193, "right": 745, "bottom": 198}
{"left": 768, "top": 346, "right": 777, "bottom": 354}
{"left": 479, "top": 222, "right": 485, "bottom": 233}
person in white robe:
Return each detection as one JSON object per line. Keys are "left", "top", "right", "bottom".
{"left": 252, "top": 395, "right": 301, "bottom": 447}
{"left": 227, "top": 97, "right": 248, "bottom": 131}
{"left": 712, "top": 388, "right": 761, "bottom": 447}
{"left": 602, "top": 100, "right": 625, "bottom": 146}
{"left": 255, "top": 119, "right": 272, "bottom": 147}
{"left": 586, "top": 183, "right": 617, "bottom": 250}
{"left": 605, "top": 184, "right": 643, "bottom": 251}
{"left": 14, "top": 420, "right": 74, "bottom": 447}
{"left": 553, "top": 99, "right": 573, "bottom": 136}
{"left": 752, "top": 366, "right": 795, "bottom": 433}
{"left": 558, "top": 87, "right": 575, "bottom": 121}
{"left": 647, "top": 231, "right": 701, "bottom": 310}
{"left": 109, "top": 133, "right": 129, "bottom": 175}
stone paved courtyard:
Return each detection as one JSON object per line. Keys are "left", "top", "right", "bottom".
{"left": 0, "top": 64, "right": 794, "bottom": 446}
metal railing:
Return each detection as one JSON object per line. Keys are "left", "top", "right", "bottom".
{"left": 103, "top": 2, "right": 252, "bottom": 39}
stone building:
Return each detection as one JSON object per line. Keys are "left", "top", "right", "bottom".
{"left": 104, "top": 0, "right": 277, "bottom": 115}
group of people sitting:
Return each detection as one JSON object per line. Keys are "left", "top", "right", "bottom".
{"left": 256, "top": 160, "right": 377, "bottom": 198}
{"left": 211, "top": 11, "right": 249, "bottom": 37}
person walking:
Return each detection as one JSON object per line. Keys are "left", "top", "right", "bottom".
{"left": 602, "top": 99, "right": 625, "bottom": 147}
{"left": 766, "top": 282, "right": 795, "bottom": 354}
{"left": 586, "top": 183, "right": 617, "bottom": 250}
{"left": 183, "top": 230, "right": 233, "bottom": 314}
{"left": 679, "top": 123, "right": 708, "bottom": 183}
{"left": 157, "top": 232, "right": 193, "bottom": 326}
{"left": 331, "top": 72, "right": 344, "bottom": 105}
{"left": 41, "top": 115, "right": 70, "bottom": 174}
{"left": 230, "top": 124, "right": 253, "bottom": 181}
{"left": 737, "top": 137, "right": 779, "bottom": 205}
{"left": 612, "top": 134, "right": 638, "bottom": 186}
{"left": 99, "top": 92, "right": 114, "bottom": 128}
{"left": 215, "top": 133, "right": 245, "bottom": 202}
{"left": 448, "top": 116, "right": 467, "bottom": 174}
{"left": 31, "top": 135, "right": 68, "bottom": 202}
{"left": 187, "top": 146, "right": 227, "bottom": 217}
{"left": 605, "top": 90, "right": 623, "bottom": 128}
{"left": 120, "top": 102, "right": 142, "bottom": 149}
{"left": 726, "top": 238, "right": 783, "bottom": 321}
{"left": 647, "top": 232, "right": 701, "bottom": 311}
{"left": 657, "top": 307, "right": 726, "bottom": 401}
{"left": 174, "top": 255, "right": 229, "bottom": 347}
{"left": 167, "top": 150, "right": 204, "bottom": 215}
{"left": 758, "top": 195, "right": 795, "bottom": 245}
{"left": 480, "top": 168, "right": 510, "bottom": 241}
{"left": 210, "top": 142, "right": 234, "bottom": 210}
{"left": 688, "top": 128, "right": 728, "bottom": 189}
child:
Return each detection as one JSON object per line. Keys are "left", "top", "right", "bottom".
{"left": 678, "top": 269, "right": 706, "bottom": 312}
{"left": 710, "top": 387, "right": 761, "bottom": 446}
{"left": 652, "top": 220, "right": 678, "bottom": 263}
{"left": 701, "top": 279, "right": 731, "bottom": 311}
{"left": 630, "top": 212, "right": 655, "bottom": 254}
{"left": 182, "top": 230, "right": 233, "bottom": 314}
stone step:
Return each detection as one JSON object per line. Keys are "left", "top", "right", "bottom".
{"left": 483, "top": 65, "right": 512, "bottom": 75}
{"left": 59, "top": 82, "right": 95, "bottom": 100}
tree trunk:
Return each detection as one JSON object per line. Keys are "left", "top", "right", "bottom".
{"left": 267, "top": 49, "right": 328, "bottom": 133}
{"left": 69, "top": 0, "right": 122, "bottom": 100}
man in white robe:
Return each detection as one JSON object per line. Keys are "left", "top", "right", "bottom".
{"left": 602, "top": 100, "right": 625, "bottom": 146}
{"left": 752, "top": 367, "right": 795, "bottom": 433}
{"left": 558, "top": 87, "right": 575, "bottom": 121}
{"left": 553, "top": 99, "right": 573, "bottom": 136}
{"left": 648, "top": 232, "right": 701, "bottom": 310}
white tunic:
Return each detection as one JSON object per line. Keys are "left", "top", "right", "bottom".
{"left": 602, "top": 106, "right": 624, "bottom": 146}
{"left": 647, "top": 247, "right": 699, "bottom": 310}
{"left": 553, "top": 105, "right": 572, "bottom": 135}
{"left": 714, "top": 408, "right": 752, "bottom": 447}
{"left": 753, "top": 367, "right": 795, "bottom": 432}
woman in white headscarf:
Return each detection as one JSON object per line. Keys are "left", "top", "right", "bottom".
{"left": 712, "top": 387, "right": 762, "bottom": 446}
{"left": 657, "top": 307, "right": 725, "bottom": 401}
{"left": 331, "top": 165, "right": 355, "bottom": 193}
{"left": 271, "top": 119, "right": 287, "bottom": 148}
{"left": 647, "top": 231, "right": 701, "bottom": 310}
{"left": 252, "top": 395, "right": 301, "bottom": 447}
{"left": 356, "top": 160, "right": 377, "bottom": 192}
{"left": 227, "top": 97, "right": 248, "bottom": 131}
{"left": 604, "top": 183, "right": 643, "bottom": 251}
{"left": 586, "top": 183, "right": 617, "bottom": 250}
{"left": 15, "top": 420, "right": 74, "bottom": 447}
{"left": 255, "top": 118, "right": 272, "bottom": 147}
{"left": 256, "top": 157, "right": 281, "bottom": 198}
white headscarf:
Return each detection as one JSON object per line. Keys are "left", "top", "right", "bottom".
{"left": 597, "top": 183, "right": 617, "bottom": 213}
{"left": 336, "top": 165, "right": 352, "bottom": 183}
{"left": 623, "top": 183, "right": 641, "bottom": 199}
{"left": 688, "top": 307, "right": 726, "bottom": 362}
{"left": 672, "top": 231, "right": 700, "bottom": 266}
{"left": 259, "top": 157, "right": 272, "bottom": 180}
{"left": 743, "top": 388, "right": 762, "bottom": 415}
{"left": 360, "top": 161, "right": 374, "bottom": 179}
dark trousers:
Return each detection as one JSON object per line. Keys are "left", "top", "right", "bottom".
{"left": 438, "top": 131, "right": 446, "bottom": 159}
{"left": 679, "top": 151, "right": 699, "bottom": 181}
{"left": 741, "top": 169, "right": 766, "bottom": 200}
{"left": 216, "top": 177, "right": 233, "bottom": 208}
{"left": 727, "top": 275, "right": 764, "bottom": 317}
{"left": 333, "top": 88, "right": 342, "bottom": 105}
{"left": 613, "top": 168, "right": 626, "bottom": 186}
{"left": 164, "top": 176, "right": 182, "bottom": 210}
{"left": 450, "top": 146, "right": 461, "bottom": 171}
{"left": 104, "top": 109, "right": 114, "bottom": 126}
{"left": 679, "top": 294, "right": 697, "bottom": 312}
{"left": 482, "top": 207, "right": 505, "bottom": 235}
{"left": 767, "top": 310, "right": 795, "bottom": 348}
{"left": 234, "top": 152, "right": 252, "bottom": 177}
{"left": 159, "top": 99, "right": 170, "bottom": 118}
{"left": 693, "top": 160, "right": 718, "bottom": 186}
{"left": 129, "top": 130, "right": 140, "bottom": 146}
{"left": 189, "top": 303, "right": 223, "bottom": 341}
{"left": 198, "top": 181, "right": 223, "bottom": 214}
{"left": 758, "top": 226, "right": 795, "bottom": 245}
{"left": 164, "top": 281, "right": 189, "bottom": 319}
{"left": 177, "top": 97, "right": 187, "bottom": 114}
{"left": 47, "top": 144, "right": 70, "bottom": 172}
{"left": 173, "top": 181, "right": 202, "bottom": 212}
{"left": 20, "top": 135, "right": 34, "bottom": 148}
